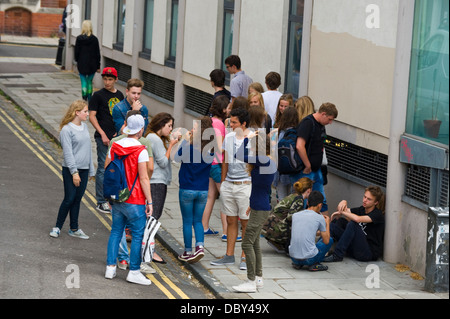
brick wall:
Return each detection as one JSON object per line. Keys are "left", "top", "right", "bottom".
{"left": 0, "top": 1, "right": 65, "bottom": 37}
{"left": 31, "top": 13, "right": 61, "bottom": 37}
{"left": 3, "top": 8, "right": 32, "bottom": 36}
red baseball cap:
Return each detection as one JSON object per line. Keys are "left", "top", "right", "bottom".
{"left": 101, "top": 67, "right": 118, "bottom": 78}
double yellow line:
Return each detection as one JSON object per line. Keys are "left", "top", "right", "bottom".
{"left": 0, "top": 107, "right": 189, "bottom": 299}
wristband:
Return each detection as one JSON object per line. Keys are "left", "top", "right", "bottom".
{"left": 146, "top": 202, "right": 153, "bottom": 206}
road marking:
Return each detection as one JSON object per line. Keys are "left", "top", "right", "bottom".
{"left": 0, "top": 107, "right": 189, "bottom": 299}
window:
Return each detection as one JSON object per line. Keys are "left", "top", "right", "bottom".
{"left": 141, "top": 0, "right": 155, "bottom": 59}
{"left": 115, "top": 0, "right": 126, "bottom": 51}
{"left": 285, "top": 0, "right": 305, "bottom": 98}
{"left": 84, "top": 0, "right": 92, "bottom": 20}
{"left": 406, "top": 0, "right": 449, "bottom": 146}
{"left": 166, "top": 0, "right": 179, "bottom": 68}
{"left": 222, "top": 0, "right": 234, "bottom": 73}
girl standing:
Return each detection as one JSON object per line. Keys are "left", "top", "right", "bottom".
{"left": 175, "top": 117, "right": 215, "bottom": 263}
{"left": 50, "top": 100, "right": 95, "bottom": 239}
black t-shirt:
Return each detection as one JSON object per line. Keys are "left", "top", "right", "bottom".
{"left": 296, "top": 115, "right": 325, "bottom": 172}
{"left": 89, "top": 88, "right": 124, "bottom": 139}
{"left": 351, "top": 206, "right": 385, "bottom": 259}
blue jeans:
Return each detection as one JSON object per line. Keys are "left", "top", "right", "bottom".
{"left": 290, "top": 169, "right": 328, "bottom": 212}
{"left": 106, "top": 203, "right": 146, "bottom": 270}
{"left": 95, "top": 136, "right": 108, "bottom": 205}
{"left": 55, "top": 167, "right": 89, "bottom": 230}
{"left": 179, "top": 189, "right": 208, "bottom": 252}
{"left": 291, "top": 238, "right": 334, "bottom": 266}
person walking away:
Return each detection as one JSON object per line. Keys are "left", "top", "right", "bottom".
{"left": 292, "top": 103, "right": 338, "bottom": 215}
{"left": 104, "top": 114, "right": 153, "bottom": 285}
{"left": 174, "top": 117, "right": 215, "bottom": 263}
{"left": 232, "top": 132, "right": 277, "bottom": 293}
{"left": 324, "top": 186, "right": 385, "bottom": 263}
{"left": 225, "top": 55, "right": 253, "bottom": 101}
{"left": 289, "top": 191, "right": 333, "bottom": 271}
{"left": 74, "top": 20, "right": 100, "bottom": 102}
{"left": 89, "top": 67, "right": 124, "bottom": 214}
{"left": 50, "top": 100, "right": 95, "bottom": 239}
{"left": 112, "top": 78, "right": 149, "bottom": 135}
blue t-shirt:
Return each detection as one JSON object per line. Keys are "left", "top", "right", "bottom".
{"left": 235, "top": 138, "right": 276, "bottom": 211}
{"left": 175, "top": 140, "right": 213, "bottom": 191}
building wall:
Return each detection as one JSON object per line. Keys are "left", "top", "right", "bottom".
{"left": 0, "top": 0, "right": 65, "bottom": 37}
{"left": 64, "top": 0, "right": 447, "bottom": 276}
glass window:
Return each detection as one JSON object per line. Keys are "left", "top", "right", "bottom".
{"left": 166, "top": 0, "right": 179, "bottom": 67}
{"left": 285, "top": 0, "right": 305, "bottom": 98}
{"left": 222, "top": 0, "right": 234, "bottom": 72}
{"left": 406, "top": 0, "right": 449, "bottom": 146}
{"left": 85, "top": 0, "right": 92, "bottom": 20}
{"left": 117, "top": 0, "right": 126, "bottom": 46}
{"left": 143, "top": 0, "right": 155, "bottom": 54}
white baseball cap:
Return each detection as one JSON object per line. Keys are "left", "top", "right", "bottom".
{"left": 123, "top": 114, "right": 145, "bottom": 135}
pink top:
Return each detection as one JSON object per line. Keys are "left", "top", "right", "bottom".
{"left": 212, "top": 117, "right": 225, "bottom": 165}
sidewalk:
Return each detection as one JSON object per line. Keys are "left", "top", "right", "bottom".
{"left": 0, "top": 51, "right": 448, "bottom": 300}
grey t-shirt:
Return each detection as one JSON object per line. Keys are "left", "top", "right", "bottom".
{"left": 289, "top": 210, "right": 326, "bottom": 260}
{"left": 223, "top": 132, "right": 251, "bottom": 182}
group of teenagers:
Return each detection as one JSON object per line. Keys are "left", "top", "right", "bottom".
{"left": 49, "top": 53, "right": 386, "bottom": 292}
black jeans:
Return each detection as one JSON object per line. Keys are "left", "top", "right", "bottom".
{"left": 55, "top": 167, "right": 89, "bottom": 230}
{"left": 330, "top": 218, "right": 373, "bottom": 261}
{"left": 150, "top": 183, "right": 167, "bottom": 220}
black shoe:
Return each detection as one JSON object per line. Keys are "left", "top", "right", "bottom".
{"left": 308, "top": 263, "right": 328, "bottom": 271}
{"left": 291, "top": 263, "right": 304, "bottom": 270}
{"left": 323, "top": 253, "right": 343, "bottom": 263}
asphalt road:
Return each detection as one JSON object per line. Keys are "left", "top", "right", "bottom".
{"left": 0, "top": 43, "right": 213, "bottom": 300}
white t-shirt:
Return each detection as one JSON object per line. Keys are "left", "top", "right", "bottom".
{"left": 108, "top": 137, "right": 149, "bottom": 163}
{"left": 262, "top": 90, "right": 283, "bottom": 123}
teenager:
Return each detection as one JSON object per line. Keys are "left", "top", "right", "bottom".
{"left": 89, "top": 67, "right": 124, "bottom": 214}
{"left": 50, "top": 100, "right": 95, "bottom": 239}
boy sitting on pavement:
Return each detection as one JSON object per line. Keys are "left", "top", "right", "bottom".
{"left": 289, "top": 191, "right": 333, "bottom": 271}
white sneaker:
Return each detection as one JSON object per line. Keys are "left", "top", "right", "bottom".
{"left": 49, "top": 227, "right": 60, "bottom": 238}
{"left": 256, "top": 276, "right": 264, "bottom": 289}
{"left": 126, "top": 270, "right": 152, "bottom": 286}
{"left": 140, "top": 262, "right": 156, "bottom": 274}
{"left": 68, "top": 229, "right": 89, "bottom": 240}
{"left": 105, "top": 265, "right": 116, "bottom": 279}
{"left": 232, "top": 280, "right": 257, "bottom": 293}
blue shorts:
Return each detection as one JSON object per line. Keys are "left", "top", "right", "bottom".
{"left": 209, "top": 164, "right": 222, "bottom": 184}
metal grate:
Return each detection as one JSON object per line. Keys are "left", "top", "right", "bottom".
{"left": 324, "top": 136, "right": 388, "bottom": 187}
{"left": 103, "top": 57, "right": 132, "bottom": 83}
{"left": 405, "top": 165, "right": 431, "bottom": 205}
{"left": 185, "top": 85, "right": 213, "bottom": 116}
{"left": 439, "top": 170, "right": 449, "bottom": 207}
{"left": 140, "top": 70, "right": 175, "bottom": 102}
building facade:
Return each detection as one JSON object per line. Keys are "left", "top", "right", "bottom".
{"left": 64, "top": 0, "right": 449, "bottom": 276}
{"left": 0, "top": 0, "right": 66, "bottom": 37}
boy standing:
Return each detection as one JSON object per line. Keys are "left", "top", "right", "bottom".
{"left": 89, "top": 67, "right": 125, "bottom": 214}
{"left": 211, "top": 108, "right": 251, "bottom": 269}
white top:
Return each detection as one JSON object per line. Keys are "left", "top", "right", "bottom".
{"left": 262, "top": 90, "right": 283, "bottom": 123}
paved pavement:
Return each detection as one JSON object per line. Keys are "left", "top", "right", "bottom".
{"left": 0, "top": 36, "right": 448, "bottom": 300}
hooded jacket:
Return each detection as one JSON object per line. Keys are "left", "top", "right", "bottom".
{"left": 75, "top": 34, "right": 101, "bottom": 75}
{"left": 110, "top": 142, "right": 147, "bottom": 205}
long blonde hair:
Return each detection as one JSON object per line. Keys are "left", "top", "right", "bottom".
{"left": 81, "top": 20, "right": 93, "bottom": 37}
{"left": 60, "top": 100, "right": 88, "bottom": 131}
{"left": 295, "top": 96, "right": 315, "bottom": 122}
